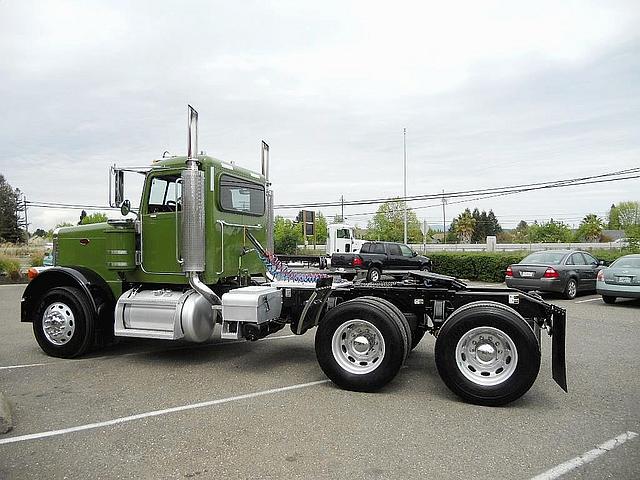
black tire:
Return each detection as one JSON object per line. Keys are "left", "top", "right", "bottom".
{"left": 434, "top": 301, "right": 540, "bottom": 406}
{"left": 356, "top": 296, "right": 411, "bottom": 361}
{"left": 367, "top": 267, "right": 382, "bottom": 282}
{"left": 564, "top": 278, "right": 578, "bottom": 299}
{"left": 602, "top": 295, "right": 616, "bottom": 304}
{"left": 315, "top": 298, "right": 408, "bottom": 392}
{"left": 32, "top": 286, "right": 96, "bottom": 358}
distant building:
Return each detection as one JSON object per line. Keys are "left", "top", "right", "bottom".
{"left": 601, "top": 230, "right": 625, "bottom": 242}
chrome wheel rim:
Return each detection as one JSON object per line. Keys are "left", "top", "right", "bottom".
{"left": 455, "top": 327, "right": 518, "bottom": 386}
{"left": 567, "top": 281, "right": 576, "bottom": 298}
{"left": 332, "top": 319, "right": 385, "bottom": 374}
{"left": 42, "top": 302, "right": 75, "bottom": 345}
{"left": 370, "top": 270, "right": 380, "bottom": 282}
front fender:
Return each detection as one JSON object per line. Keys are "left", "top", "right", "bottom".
{"left": 21, "top": 266, "right": 115, "bottom": 322}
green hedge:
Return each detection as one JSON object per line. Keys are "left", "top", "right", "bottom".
{"left": 430, "top": 252, "right": 526, "bottom": 282}
{"left": 429, "top": 249, "right": 636, "bottom": 283}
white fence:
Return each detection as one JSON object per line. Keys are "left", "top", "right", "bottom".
{"left": 298, "top": 242, "right": 625, "bottom": 254}
{"left": 411, "top": 242, "right": 624, "bottom": 253}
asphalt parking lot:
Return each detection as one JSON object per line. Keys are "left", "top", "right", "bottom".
{"left": 0, "top": 283, "right": 639, "bottom": 480}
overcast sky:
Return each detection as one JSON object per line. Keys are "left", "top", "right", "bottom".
{"left": 1, "top": 0, "right": 639, "bottom": 231}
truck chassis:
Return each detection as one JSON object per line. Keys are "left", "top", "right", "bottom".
{"left": 22, "top": 265, "right": 566, "bottom": 407}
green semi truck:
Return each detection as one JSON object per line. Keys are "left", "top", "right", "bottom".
{"left": 21, "top": 106, "right": 567, "bottom": 406}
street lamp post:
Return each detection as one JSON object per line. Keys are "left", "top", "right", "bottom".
{"left": 403, "top": 128, "right": 407, "bottom": 245}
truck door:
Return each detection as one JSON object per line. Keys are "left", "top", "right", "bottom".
{"left": 399, "top": 244, "right": 419, "bottom": 269}
{"left": 567, "top": 252, "right": 589, "bottom": 290}
{"left": 386, "top": 244, "right": 404, "bottom": 269}
{"left": 141, "top": 173, "right": 183, "bottom": 274}
{"left": 580, "top": 252, "right": 600, "bottom": 289}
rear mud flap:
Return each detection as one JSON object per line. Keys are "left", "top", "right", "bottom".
{"left": 551, "top": 309, "right": 567, "bottom": 392}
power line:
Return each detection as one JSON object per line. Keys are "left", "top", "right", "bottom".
{"left": 273, "top": 167, "right": 640, "bottom": 209}
{"left": 21, "top": 167, "right": 640, "bottom": 218}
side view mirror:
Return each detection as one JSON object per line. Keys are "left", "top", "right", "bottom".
{"left": 598, "top": 260, "right": 605, "bottom": 266}
{"left": 120, "top": 199, "right": 131, "bottom": 216}
{"left": 412, "top": 251, "right": 417, "bottom": 257}
{"left": 110, "top": 166, "right": 125, "bottom": 207}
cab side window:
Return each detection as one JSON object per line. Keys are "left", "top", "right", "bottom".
{"left": 568, "top": 253, "right": 586, "bottom": 265}
{"left": 388, "top": 244, "right": 402, "bottom": 256}
{"left": 337, "top": 229, "right": 351, "bottom": 239}
{"left": 148, "top": 175, "right": 181, "bottom": 213}
{"left": 400, "top": 245, "right": 413, "bottom": 257}
{"left": 581, "top": 253, "right": 598, "bottom": 265}
{"left": 219, "top": 174, "right": 265, "bottom": 216}
{"left": 372, "top": 243, "right": 385, "bottom": 254}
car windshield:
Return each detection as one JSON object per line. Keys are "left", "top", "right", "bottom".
{"left": 611, "top": 257, "right": 640, "bottom": 268}
{"left": 521, "top": 252, "right": 567, "bottom": 265}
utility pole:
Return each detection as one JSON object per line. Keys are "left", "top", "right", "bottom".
{"left": 341, "top": 195, "right": 344, "bottom": 222}
{"left": 442, "top": 190, "right": 447, "bottom": 244}
{"left": 403, "top": 128, "right": 407, "bottom": 245}
{"left": 23, "top": 195, "right": 28, "bottom": 236}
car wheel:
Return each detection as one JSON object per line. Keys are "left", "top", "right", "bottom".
{"left": 32, "top": 286, "right": 95, "bottom": 358}
{"left": 434, "top": 301, "right": 540, "bottom": 406}
{"left": 367, "top": 267, "right": 381, "bottom": 282}
{"left": 602, "top": 295, "right": 616, "bottom": 304}
{"left": 564, "top": 278, "right": 578, "bottom": 300}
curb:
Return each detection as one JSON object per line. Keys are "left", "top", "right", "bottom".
{"left": 0, "top": 391, "right": 13, "bottom": 434}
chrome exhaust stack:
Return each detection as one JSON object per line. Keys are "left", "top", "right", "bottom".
{"left": 262, "top": 141, "right": 274, "bottom": 253}
{"left": 182, "top": 105, "right": 220, "bottom": 306}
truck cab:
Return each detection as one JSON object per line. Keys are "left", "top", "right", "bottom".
{"left": 22, "top": 108, "right": 274, "bottom": 357}
{"left": 326, "top": 223, "right": 363, "bottom": 254}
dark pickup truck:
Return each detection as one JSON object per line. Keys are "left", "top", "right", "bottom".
{"left": 331, "top": 241, "right": 431, "bottom": 281}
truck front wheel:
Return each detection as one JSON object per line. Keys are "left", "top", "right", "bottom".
{"left": 315, "top": 298, "right": 408, "bottom": 392}
{"left": 32, "top": 286, "right": 96, "bottom": 358}
{"left": 434, "top": 302, "right": 540, "bottom": 406}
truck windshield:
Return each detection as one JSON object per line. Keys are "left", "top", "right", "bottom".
{"left": 219, "top": 174, "right": 265, "bottom": 216}
{"left": 336, "top": 229, "right": 351, "bottom": 239}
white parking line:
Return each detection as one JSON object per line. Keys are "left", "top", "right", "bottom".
{"left": 575, "top": 298, "right": 602, "bottom": 304}
{"left": 530, "top": 431, "right": 638, "bottom": 480}
{"left": 0, "top": 379, "right": 330, "bottom": 446}
{"left": 0, "top": 362, "right": 48, "bottom": 371}
{"left": 0, "top": 334, "right": 299, "bottom": 371}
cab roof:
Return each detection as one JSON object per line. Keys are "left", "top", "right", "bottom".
{"left": 151, "top": 155, "right": 264, "bottom": 181}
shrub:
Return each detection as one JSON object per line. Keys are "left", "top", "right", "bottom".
{"left": 430, "top": 249, "right": 636, "bottom": 282}
{"left": 430, "top": 252, "right": 527, "bottom": 283}
{"left": 30, "top": 251, "right": 45, "bottom": 267}
{"left": 0, "top": 255, "right": 22, "bottom": 280}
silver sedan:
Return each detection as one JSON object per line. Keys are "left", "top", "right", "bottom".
{"left": 596, "top": 254, "right": 640, "bottom": 304}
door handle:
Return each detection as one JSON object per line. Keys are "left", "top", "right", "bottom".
{"left": 150, "top": 214, "right": 157, "bottom": 218}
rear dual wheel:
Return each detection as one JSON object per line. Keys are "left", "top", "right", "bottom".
{"left": 434, "top": 302, "right": 540, "bottom": 406}
{"left": 315, "top": 297, "right": 409, "bottom": 391}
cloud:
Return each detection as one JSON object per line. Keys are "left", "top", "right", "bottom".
{"left": 0, "top": 0, "right": 639, "bottom": 229}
